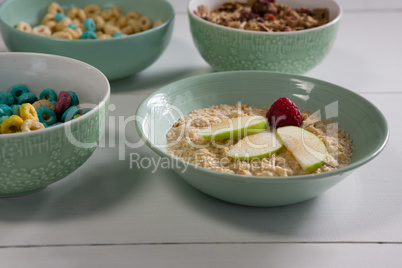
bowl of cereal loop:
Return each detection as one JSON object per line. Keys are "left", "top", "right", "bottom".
{"left": 188, "top": 0, "right": 342, "bottom": 74}
{"left": 136, "top": 71, "right": 389, "bottom": 206}
{"left": 0, "top": 52, "right": 110, "bottom": 197}
{"left": 0, "top": 0, "right": 175, "bottom": 81}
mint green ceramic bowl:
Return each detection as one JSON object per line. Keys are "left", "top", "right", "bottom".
{"left": 0, "top": 0, "right": 174, "bottom": 81}
{"left": 0, "top": 53, "right": 110, "bottom": 197}
{"left": 136, "top": 71, "right": 389, "bottom": 207}
{"left": 188, "top": 0, "right": 341, "bottom": 74}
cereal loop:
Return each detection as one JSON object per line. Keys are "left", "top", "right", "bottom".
{"left": 93, "top": 15, "right": 105, "bottom": 30}
{"left": 44, "top": 21, "right": 57, "bottom": 31}
{"left": 139, "top": 16, "right": 152, "bottom": 31}
{"left": 117, "top": 16, "right": 128, "bottom": 28}
{"left": 33, "top": 100, "right": 55, "bottom": 110}
{"left": 84, "top": 4, "right": 101, "bottom": 17}
{"left": 98, "top": 34, "right": 112, "bottom": 39}
{"left": 21, "top": 119, "right": 45, "bottom": 132}
{"left": 154, "top": 20, "right": 164, "bottom": 27}
{"left": 48, "top": 2, "right": 64, "bottom": 14}
{"left": 66, "top": 8, "right": 87, "bottom": 22}
{"left": 62, "top": 27, "right": 79, "bottom": 39}
{"left": 42, "top": 13, "right": 55, "bottom": 25}
{"left": 33, "top": 25, "right": 52, "bottom": 37}
{"left": 52, "top": 31, "right": 73, "bottom": 39}
{"left": 126, "top": 11, "right": 141, "bottom": 20}
{"left": 111, "top": 6, "right": 123, "bottom": 17}
{"left": 121, "top": 25, "right": 134, "bottom": 35}
{"left": 55, "top": 17, "right": 72, "bottom": 31}
{"left": 0, "top": 115, "right": 23, "bottom": 134}
{"left": 19, "top": 103, "right": 38, "bottom": 121}
{"left": 104, "top": 23, "right": 120, "bottom": 35}
{"left": 101, "top": 9, "right": 113, "bottom": 20}
{"left": 128, "top": 19, "right": 141, "bottom": 33}
{"left": 16, "top": 22, "right": 32, "bottom": 33}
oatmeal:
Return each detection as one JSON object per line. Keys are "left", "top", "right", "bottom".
{"left": 195, "top": 0, "right": 329, "bottom": 32}
{"left": 167, "top": 103, "right": 353, "bottom": 177}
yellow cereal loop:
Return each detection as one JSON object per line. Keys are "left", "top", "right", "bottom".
{"left": 126, "top": 11, "right": 141, "bottom": 20}
{"left": 98, "top": 34, "right": 112, "bottom": 39}
{"left": 0, "top": 115, "right": 24, "bottom": 134}
{"left": 48, "top": 2, "right": 64, "bottom": 14}
{"left": 32, "top": 25, "right": 52, "bottom": 37}
{"left": 111, "top": 6, "right": 122, "bottom": 17}
{"left": 84, "top": 4, "right": 101, "bottom": 17}
{"left": 128, "top": 19, "right": 141, "bottom": 33}
{"left": 104, "top": 23, "right": 120, "bottom": 35}
{"left": 62, "top": 27, "right": 79, "bottom": 39}
{"left": 153, "top": 20, "right": 164, "bottom": 27}
{"left": 101, "top": 9, "right": 113, "bottom": 20}
{"left": 139, "top": 16, "right": 152, "bottom": 31}
{"left": 121, "top": 25, "right": 134, "bottom": 35}
{"left": 16, "top": 22, "right": 32, "bottom": 33}
{"left": 55, "top": 17, "right": 72, "bottom": 31}
{"left": 42, "top": 13, "right": 55, "bottom": 25}
{"left": 20, "top": 103, "right": 39, "bottom": 121}
{"left": 117, "top": 16, "right": 128, "bottom": 28}
{"left": 67, "top": 7, "right": 86, "bottom": 22}
{"left": 44, "top": 21, "right": 57, "bottom": 31}
{"left": 21, "top": 119, "right": 45, "bottom": 132}
{"left": 75, "top": 27, "right": 83, "bottom": 36}
{"left": 52, "top": 31, "right": 73, "bottom": 39}
{"left": 93, "top": 15, "right": 105, "bottom": 30}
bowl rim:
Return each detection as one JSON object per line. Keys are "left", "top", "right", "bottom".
{"left": 135, "top": 71, "right": 390, "bottom": 183}
{"left": 187, "top": 0, "right": 342, "bottom": 35}
{"left": 0, "top": 52, "right": 110, "bottom": 138}
{"left": 0, "top": 0, "right": 175, "bottom": 43}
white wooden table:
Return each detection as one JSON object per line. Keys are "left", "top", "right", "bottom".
{"left": 1, "top": 0, "right": 401, "bottom": 267}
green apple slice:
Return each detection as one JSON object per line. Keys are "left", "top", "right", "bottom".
{"left": 227, "top": 130, "right": 283, "bottom": 160}
{"left": 197, "top": 116, "right": 268, "bottom": 139}
{"left": 277, "top": 126, "right": 327, "bottom": 172}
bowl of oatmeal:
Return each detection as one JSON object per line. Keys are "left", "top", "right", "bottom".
{"left": 188, "top": 0, "right": 342, "bottom": 74}
{"left": 135, "top": 71, "right": 388, "bottom": 206}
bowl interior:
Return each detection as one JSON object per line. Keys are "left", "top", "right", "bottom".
{"left": 0, "top": 0, "right": 173, "bottom": 27}
{"left": 188, "top": 0, "right": 341, "bottom": 23}
{"left": 137, "top": 71, "right": 388, "bottom": 177}
{"left": 0, "top": 52, "right": 109, "bottom": 127}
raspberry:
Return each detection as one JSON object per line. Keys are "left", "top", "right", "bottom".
{"left": 266, "top": 98, "right": 303, "bottom": 128}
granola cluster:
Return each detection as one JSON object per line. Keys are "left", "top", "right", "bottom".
{"left": 195, "top": 0, "right": 329, "bottom": 32}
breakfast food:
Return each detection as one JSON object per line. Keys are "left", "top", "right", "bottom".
{"left": 15, "top": 2, "right": 165, "bottom": 39}
{"left": 195, "top": 0, "right": 330, "bottom": 32}
{"left": 0, "top": 85, "right": 88, "bottom": 134}
{"left": 167, "top": 98, "right": 353, "bottom": 177}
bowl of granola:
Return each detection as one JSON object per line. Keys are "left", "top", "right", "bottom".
{"left": 136, "top": 71, "right": 388, "bottom": 206}
{"left": 188, "top": 0, "right": 342, "bottom": 74}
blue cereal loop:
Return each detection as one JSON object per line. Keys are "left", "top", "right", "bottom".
{"left": 10, "top": 104, "right": 20, "bottom": 116}
{"left": 0, "top": 104, "right": 13, "bottom": 116}
{"left": 80, "top": 31, "right": 98, "bottom": 39}
{"left": 67, "top": 91, "right": 79, "bottom": 106}
{"left": 83, "top": 18, "right": 96, "bottom": 31}
{"left": 52, "top": 122, "right": 63, "bottom": 127}
{"left": 0, "top": 91, "right": 14, "bottom": 105}
{"left": 42, "top": 122, "right": 49, "bottom": 128}
{"left": 40, "top": 88, "right": 58, "bottom": 102}
{"left": 36, "top": 106, "right": 57, "bottom": 125}
{"left": 61, "top": 105, "right": 79, "bottom": 122}
{"left": 10, "top": 85, "right": 29, "bottom": 101}
{"left": 68, "top": 23, "right": 77, "bottom": 30}
{"left": 55, "top": 13, "right": 67, "bottom": 22}
{"left": 0, "top": 115, "right": 9, "bottom": 125}
{"left": 18, "top": 92, "right": 38, "bottom": 104}
{"left": 113, "top": 32, "right": 124, "bottom": 38}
